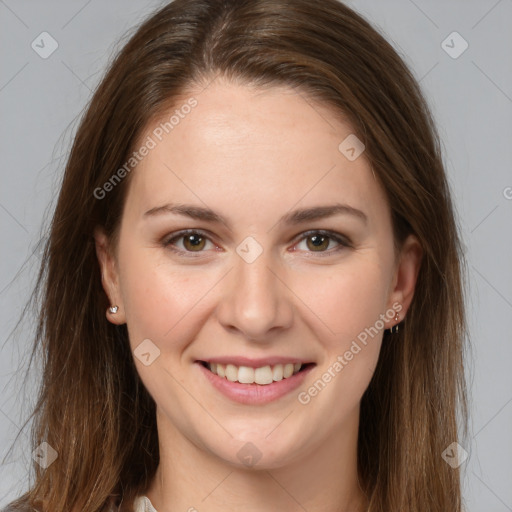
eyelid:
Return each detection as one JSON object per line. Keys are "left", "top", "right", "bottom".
{"left": 290, "top": 229, "right": 352, "bottom": 256}
{"left": 294, "top": 229, "right": 351, "bottom": 244}
{"left": 162, "top": 228, "right": 352, "bottom": 256}
{"left": 162, "top": 229, "right": 220, "bottom": 255}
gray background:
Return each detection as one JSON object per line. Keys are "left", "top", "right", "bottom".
{"left": 1, "top": 0, "right": 511, "bottom": 510}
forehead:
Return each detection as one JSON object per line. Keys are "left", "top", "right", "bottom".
{"left": 123, "top": 80, "right": 389, "bottom": 230}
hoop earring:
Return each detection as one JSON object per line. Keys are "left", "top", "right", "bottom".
{"left": 108, "top": 305, "right": 119, "bottom": 314}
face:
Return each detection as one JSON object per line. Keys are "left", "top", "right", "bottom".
{"left": 95, "top": 79, "right": 421, "bottom": 469}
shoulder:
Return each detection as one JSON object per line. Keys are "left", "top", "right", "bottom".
{"left": 133, "top": 496, "right": 157, "bottom": 512}
{"left": 1, "top": 497, "right": 131, "bottom": 512}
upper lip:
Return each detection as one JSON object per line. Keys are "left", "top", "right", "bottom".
{"left": 198, "top": 356, "right": 314, "bottom": 368}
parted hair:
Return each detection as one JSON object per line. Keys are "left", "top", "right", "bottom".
{"left": 4, "top": 1, "right": 469, "bottom": 511}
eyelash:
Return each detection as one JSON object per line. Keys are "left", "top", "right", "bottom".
{"left": 161, "top": 229, "right": 352, "bottom": 257}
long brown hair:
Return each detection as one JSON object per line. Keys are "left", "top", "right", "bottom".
{"left": 3, "top": 1, "right": 469, "bottom": 510}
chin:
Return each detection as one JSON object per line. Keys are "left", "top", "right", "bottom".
{"left": 203, "top": 431, "right": 308, "bottom": 471}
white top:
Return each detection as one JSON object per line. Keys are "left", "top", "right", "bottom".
{"left": 133, "top": 496, "right": 158, "bottom": 512}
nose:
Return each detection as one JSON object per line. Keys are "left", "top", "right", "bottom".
{"left": 215, "top": 249, "right": 294, "bottom": 342}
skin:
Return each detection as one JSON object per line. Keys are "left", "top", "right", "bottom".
{"left": 95, "top": 78, "right": 422, "bottom": 512}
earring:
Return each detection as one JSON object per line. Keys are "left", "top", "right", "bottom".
{"left": 389, "top": 312, "right": 400, "bottom": 334}
{"left": 108, "top": 305, "right": 119, "bottom": 314}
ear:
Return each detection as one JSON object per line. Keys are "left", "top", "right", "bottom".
{"left": 385, "top": 234, "right": 423, "bottom": 328}
{"left": 94, "top": 226, "right": 126, "bottom": 324}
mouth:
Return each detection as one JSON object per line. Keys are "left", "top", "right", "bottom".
{"left": 199, "top": 360, "right": 315, "bottom": 386}
{"left": 196, "top": 359, "right": 316, "bottom": 404}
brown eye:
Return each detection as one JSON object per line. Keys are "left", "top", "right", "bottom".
{"left": 183, "top": 233, "right": 206, "bottom": 251}
{"left": 294, "top": 230, "right": 350, "bottom": 255}
{"left": 163, "top": 230, "right": 214, "bottom": 253}
{"left": 306, "top": 234, "right": 331, "bottom": 251}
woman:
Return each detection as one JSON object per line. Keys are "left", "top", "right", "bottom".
{"left": 3, "top": 0, "right": 469, "bottom": 510}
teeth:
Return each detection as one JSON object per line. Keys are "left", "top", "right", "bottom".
{"left": 283, "top": 363, "right": 294, "bottom": 378}
{"left": 207, "top": 362, "right": 304, "bottom": 385}
{"left": 272, "top": 364, "right": 283, "bottom": 381}
{"left": 238, "top": 366, "right": 255, "bottom": 384}
{"left": 254, "top": 366, "right": 273, "bottom": 385}
{"left": 225, "top": 364, "right": 238, "bottom": 382}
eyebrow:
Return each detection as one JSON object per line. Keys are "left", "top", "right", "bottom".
{"left": 143, "top": 202, "right": 368, "bottom": 228}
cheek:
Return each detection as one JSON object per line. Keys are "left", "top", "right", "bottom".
{"left": 293, "top": 264, "right": 388, "bottom": 422}
{"left": 293, "top": 257, "right": 390, "bottom": 345}
{"left": 117, "top": 246, "right": 218, "bottom": 353}
{"left": 293, "top": 256, "right": 390, "bottom": 407}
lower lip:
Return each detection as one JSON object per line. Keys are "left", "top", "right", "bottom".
{"left": 196, "top": 362, "right": 315, "bottom": 405}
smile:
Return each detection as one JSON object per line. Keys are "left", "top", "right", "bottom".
{"left": 196, "top": 360, "right": 316, "bottom": 405}
{"left": 204, "top": 361, "right": 304, "bottom": 385}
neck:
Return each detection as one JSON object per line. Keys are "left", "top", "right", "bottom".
{"left": 145, "top": 407, "right": 368, "bottom": 512}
